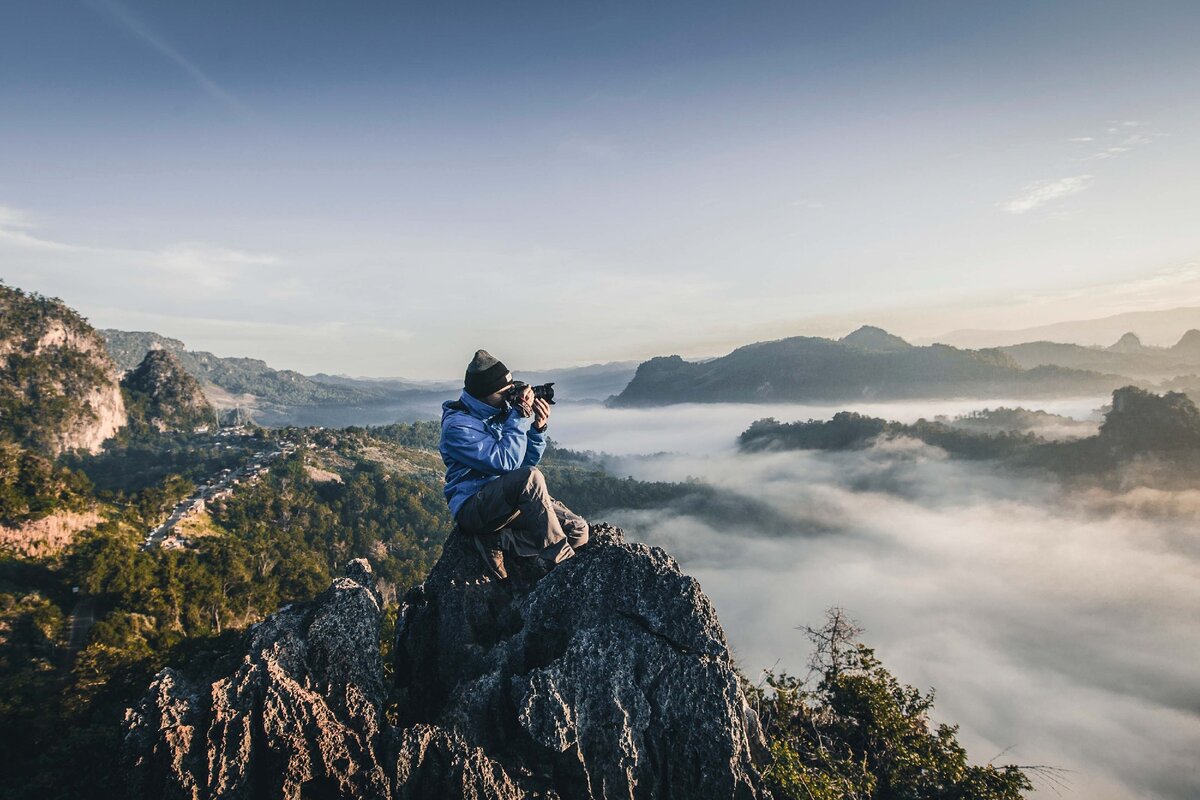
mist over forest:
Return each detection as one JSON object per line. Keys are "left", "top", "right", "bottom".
{"left": 552, "top": 400, "right": 1199, "bottom": 800}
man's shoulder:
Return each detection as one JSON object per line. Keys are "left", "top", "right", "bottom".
{"left": 441, "top": 402, "right": 487, "bottom": 435}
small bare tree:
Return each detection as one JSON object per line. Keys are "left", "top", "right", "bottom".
{"left": 798, "top": 606, "right": 864, "bottom": 682}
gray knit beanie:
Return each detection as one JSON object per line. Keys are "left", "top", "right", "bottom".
{"left": 464, "top": 349, "right": 512, "bottom": 398}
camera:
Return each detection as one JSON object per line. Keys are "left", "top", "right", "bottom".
{"left": 503, "top": 381, "right": 556, "bottom": 406}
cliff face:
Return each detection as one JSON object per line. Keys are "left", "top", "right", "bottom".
{"left": 394, "top": 523, "right": 765, "bottom": 799}
{"left": 123, "top": 559, "right": 392, "bottom": 799}
{"left": 0, "top": 284, "right": 126, "bottom": 455}
{"left": 123, "top": 527, "right": 768, "bottom": 799}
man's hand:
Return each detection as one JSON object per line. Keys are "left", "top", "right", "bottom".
{"left": 513, "top": 385, "right": 534, "bottom": 418}
{"left": 533, "top": 397, "right": 551, "bottom": 431}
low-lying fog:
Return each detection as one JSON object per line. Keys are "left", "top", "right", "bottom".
{"left": 551, "top": 396, "right": 1106, "bottom": 455}
{"left": 550, "top": 397, "right": 1198, "bottom": 800}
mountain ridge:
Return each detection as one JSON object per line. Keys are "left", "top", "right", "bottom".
{"left": 927, "top": 305, "right": 1200, "bottom": 349}
{"left": 610, "top": 329, "right": 1129, "bottom": 407}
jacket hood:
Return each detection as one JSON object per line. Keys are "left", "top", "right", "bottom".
{"left": 442, "top": 389, "right": 505, "bottom": 422}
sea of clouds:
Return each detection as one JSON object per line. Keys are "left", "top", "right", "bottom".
{"left": 549, "top": 397, "right": 1199, "bottom": 800}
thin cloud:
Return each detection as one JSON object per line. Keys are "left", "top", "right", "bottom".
{"left": 0, "top": 206, "right": 33, "bottom": 229}
{"left": 1086, "top": 133, "right": 1155, "bottom": 162}
{"left": 1066, "top": 121, "right": 1161, "bottom": 162}
{"left": 0, "top": 206, "right": 97, "bottom": 253}
{"left": 1019, "top": 259, "right": 1200, "bottom": 313}
{"left": 1000, "top": 175, "right": 1093, "bottom": 214}
{"left": 86, "top": 0, "right": 245, "bottom": 114}
{"left": 0, "top": 210, "right": 277, "bottom": 279}
{"left": 156, "top": 243, "right": 282, "bottom": 291}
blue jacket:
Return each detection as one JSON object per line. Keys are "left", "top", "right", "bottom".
{"left": 440, "top": 389, "right": 547, "bottom": 518}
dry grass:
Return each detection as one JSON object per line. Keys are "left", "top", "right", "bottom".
{"left": 0, "top": 509, "right": 105, "bottom": 557}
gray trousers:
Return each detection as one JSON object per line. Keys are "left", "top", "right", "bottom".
{"left": 455, "top": 467, "right": 589, "bottom": 564}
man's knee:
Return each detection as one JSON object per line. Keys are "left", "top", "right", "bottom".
{"left": 514, "top": 466, "right": 546, "bottom": 492}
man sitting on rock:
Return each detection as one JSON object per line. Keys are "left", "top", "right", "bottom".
{"left": 439, "top": 349, "right": 589, "bottom": 580}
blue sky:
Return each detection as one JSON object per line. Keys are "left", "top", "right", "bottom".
{"left": 2, "top": 0, "right": 1199, "bottom": 376}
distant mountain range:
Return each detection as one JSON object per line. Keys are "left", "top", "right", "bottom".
{"left": 998, "top": 330, "right": 1200, "bottom": 379}
{"left": 102, "top": 330, "right": 378, "bottom": 408}
{"left": 928, "top": 306, "right": 1200, "bottom": 348}
{"left": 99, "top": 319, "right": 1200, "bottom": 416}
{"left": 101, "top": 330, "right": 639, "bottom": 425}
{"left": 308, "top": 360, "right": 638, "bottom": 404}
{"left": 610, "top": 326, "right": 1132, "bottom": 406}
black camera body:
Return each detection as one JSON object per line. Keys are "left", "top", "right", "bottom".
{"left": 504, "top": 381, "right": 556, "bottom": 406}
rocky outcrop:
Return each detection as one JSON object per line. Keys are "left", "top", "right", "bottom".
{"left": 391, "top": 724, "right": 523, "bottom": 799}
{"left": 394, "top": 523, "right": 765, "bottom": 799}
{"left": 124, "top": 531, "right": 768, "bottom": 799}
{"left": 1108, "top": 331, "right": 1146, "bottom": 354}
{"left": 123, "top": 559, "right": 391, "bottom": 799}
{"left": 0, "top": 283, "right": 126, "bottom": 455}
{"left": 1170, "top": 329, "right": 1200, "bottom": 358}
{"left": 839, "top": 325, "right": 913, "bottom": 353}
{"left": 101, "top": 328, "right": 377, "bottom": 408}
{"left": 122, "top": 349, "right": 217, "bottom": 433}
{"left": 1101, "top": 385, "right": 1200, "bottom": 454}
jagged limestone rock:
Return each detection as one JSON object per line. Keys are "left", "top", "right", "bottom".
{"left": 391, "top": 724, "right": 525, "bottom": 800}
{"left": 123, "top": 559, "right": 391, "bottom": 800}
{"left": 126, "top": 533, "right": 768, "bottom": 799}
{"left": 394, "top": 523, "right": 766, "bottom": 799}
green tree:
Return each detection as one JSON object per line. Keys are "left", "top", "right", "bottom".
{"left": 753, "top": 609, "right": 1034, "bottom": 800}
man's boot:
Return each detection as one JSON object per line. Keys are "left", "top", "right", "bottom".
{"left": 473, "top": 532, "right": 507, "bottom": 581}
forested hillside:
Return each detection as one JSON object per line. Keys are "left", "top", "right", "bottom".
{"left": 740, "top": 386, "right": 1200, "bottom": 486}
{"left": 0, "top": 282, "right": 126, "bottom": 456}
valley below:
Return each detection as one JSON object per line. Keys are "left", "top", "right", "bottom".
{"left": 268, "top": 392, "right": 1197, "bottom": 800}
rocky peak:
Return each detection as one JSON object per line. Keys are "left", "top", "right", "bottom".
{"left": 1100, "top": 385, "right": 1200, "bottom": 454}
{"left": 1170, "top": 328, "right": 1200, "bottom": 357}
{"left": 123, "top": 529, "right": 768, "bottom": 798}
{"left": 0, "top": 282, "right": 125, "bottom": 455}
{"left": 123, "top": 558, "right": 392, "bottom": 799}
{"left": 1107, "top": 331, "right": 1145, "bottom": 353}
{"left": 122, "top": 349, "right": 216, "bottom": 433}
{"left": 839, "top": 325, "right": 912, "bottom": 353}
